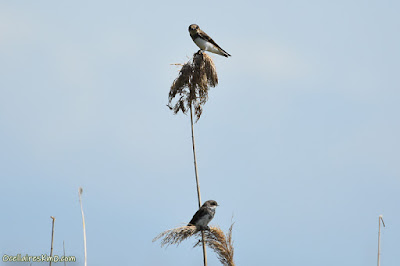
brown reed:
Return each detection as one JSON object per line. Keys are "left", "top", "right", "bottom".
{"left": 168, "top": 51, "right": 218, "bottom": 121}
{"left": 152, "top": 225, "right": 199, "bottom": 247}
{"left": 153, "top": 224, "right": 235, "bottom": 266}
{"left": 196, "top": 224, "right": 235, "bottom": 266}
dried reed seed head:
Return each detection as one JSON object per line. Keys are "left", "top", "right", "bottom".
{"left": 198, "top": 86, "right": 209, "bottom": 101}
{"left": 194, "top": 225, "right": 235, "bottom": 266}
{"left": 173, "top": 98, "right": 186, "bottom": 114}
{"left": 167, "top": 51, "right": 218, "bottom": 121}
{"left": 154, "top": 224, "right": 235, "bottom": 266}
{"left": 169, "top": 63, "right": 193, "bottom": 101}
{"left": 188, "top": 85, "right": 197, "bottom": 102}
{"left": 191, "top": 73, "right": 207, "bottom": 95}
{"left": 192, "top": 53, "right": 212, "bottom": 90}
{"left": 179, "top": 63, "right": 193, "bottom": 82}
{"left": 203, "top": 54, "right": 218, "bottom": 87}
{"left": 194, "top": 103, "right": 203, "bottom": 121}
{"left": 192, "top": 52, "right": 218, "bottom": 87}
{"left": 192, "top": 51, "right": 205, "bottom": 67}
{"left": 152, "top": 226, "right": 198, "bottom": 247}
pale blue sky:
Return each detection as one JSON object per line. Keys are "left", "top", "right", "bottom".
{"left": 1, "top": 0, "right": 399, "bottom": 265}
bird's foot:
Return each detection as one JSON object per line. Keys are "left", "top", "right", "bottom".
{"left": 199, "top": 225, "right": 210, "bottom": 231}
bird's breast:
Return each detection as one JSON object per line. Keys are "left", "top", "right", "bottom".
{"left": 194, "top": 37, "right": 222, "bottom": 55}
{"left": 195, "top": 213, "right": 213, "bottom": 226}
{"left": 194, "top": 37, "right": 208, "bottom": 50}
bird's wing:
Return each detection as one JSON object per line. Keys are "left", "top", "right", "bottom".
{"left": 188, "top": 207, "right": 208, "bottom": 226}
{"left": 198, "top": 30, "right": 225, "bottom": 51}
{"left": 198, "top": 30, "right": 231, "bottom": 57}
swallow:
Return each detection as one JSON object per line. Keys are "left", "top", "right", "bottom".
{"left": 188, "top": 24, "right": 231, "bottom": 57}
{"left": 188, "top": 200, "right": 219, "bottom": 230}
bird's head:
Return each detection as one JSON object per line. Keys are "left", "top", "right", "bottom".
{"left": 203, "top": 200, "right": 219, "bottom": 209}
{"left": 188, "top": 24, "right": 200, "bottom": 34}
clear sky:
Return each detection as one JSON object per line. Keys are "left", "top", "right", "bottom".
{"left": 1, "top": 0, "right": 399, "bottom": 265}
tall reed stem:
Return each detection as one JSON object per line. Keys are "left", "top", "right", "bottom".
{"left": 63, "top": 240, "right": 66, "bottom": 266}
{"left": 49, "top": 216, "right": 55, "bottom": 266}
{"left": 189, "top": 103, "right": 207, "bottom": 266}
{"left": 377, "top": 215, "right": 385, "bottom": 266}
{"left": 78, "top": 188, "right": 87, "bottom": 266}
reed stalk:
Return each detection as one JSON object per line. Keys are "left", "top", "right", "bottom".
{"left": 49, "top": 216, "right": 55, "bottom": 266}
{"left": 167, "top": 51, "right": 219, "bottom": 266}
{"left": 78, "top": 187, "right": 87, "bottom": 266}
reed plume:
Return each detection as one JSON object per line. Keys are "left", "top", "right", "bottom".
{"left": 153, "top": 224, "right": 235, "bottom": 266}
{"left": 168, "top": 51, "right": 218, "bottom": 121}
{"left": 152, "top": 225, "right": 198, "bottom": 247}
{"left": 195, "top": 224, "right": 235, "bottom": 266}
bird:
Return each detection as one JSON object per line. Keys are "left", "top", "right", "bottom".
{"left": 188, "top": 200, "right": 219, "bottom": 230}
{"left": 188, "top": 24, "right": 231, "bottom": 57}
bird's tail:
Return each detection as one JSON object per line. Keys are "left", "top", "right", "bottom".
{"left": 219, "top": 48, "right": 231, "bottom": 57}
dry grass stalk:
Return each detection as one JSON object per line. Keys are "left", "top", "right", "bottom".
{"left": 168, "top": 51, "right": 218, "bottom": 121}
{"left": 194, "top": 224, "right": 235, "bottom": 266}
{"left": 63, "top": 240, "right": 66, "bottom": 266}
{"left": 49, "top": 216, "right": 56, "bottom": 266}
{"left": 78, "top": 187, "right": 87, "bottom": 266}
{"left": 153, "top": 224, "right": 235, "bottom": 266}
{"left": 152, "top": 226, "right": 198, "bottom": 247}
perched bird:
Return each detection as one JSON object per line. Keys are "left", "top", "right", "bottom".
{"left": 188, "top": 200, "right": 219, "bottom": 230}
{"left": 188, "top": 24, "right": 231, "bottom": 57}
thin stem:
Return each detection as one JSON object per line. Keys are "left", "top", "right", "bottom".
{"left": 63, "top": 240, "right": 66, "bottom": 266}
{"left": 200, "top": 231, "right": 207, "bottom": 266}
{"left": 49, "top": 216, "right": 55, "bottom": 266}
{"left": 79, "top": 188, "right": 87, "bottom": 266}
{"left": 377, "top": 215, "right": 385, "bottom": 266}
{"left": 190, "top": 103, "right": 202, "bottom": 208}
{"left": 189, "top": 103, "right": 207, "bottom": 266}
